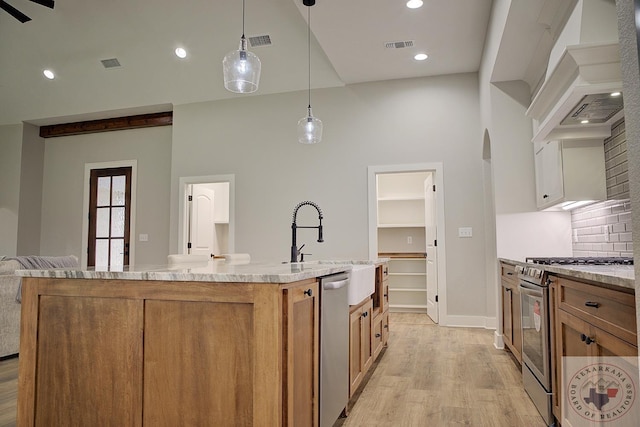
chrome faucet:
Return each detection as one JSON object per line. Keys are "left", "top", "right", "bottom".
{"left": 290, "top": 201, "right": 324, "bottom": 263}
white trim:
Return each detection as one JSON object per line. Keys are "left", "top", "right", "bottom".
{"left": 445, "top": 315, "right": 497, "bottom": 329}
{"left": 494, "top": 331, "right": 505, "bottom": 350}
{"left": 178, "top": 174, "right": 236, "bottom": 255}
{"left": 367, "top": 162, "right": 448, "bottom": 325}
{"left": 81, "top": 160, "right": 138, "bottom": 269}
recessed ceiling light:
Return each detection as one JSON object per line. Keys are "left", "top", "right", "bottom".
{"left": 175, "top": 47, "right": 187, "bottom": 59}
{"left": 581, "top": 119, "right": 590, "bottom": 124}
{"left": 406, "top": 0, "right": 423, "bottom": 9}
{"left": 611, "top": 91, "right": 621, "bottom": 97}
{"left": 414, "top": 53, "right": 428, "bottom": 61}
{"left": 43, "top": 69, "right": 55, "bottom": 79}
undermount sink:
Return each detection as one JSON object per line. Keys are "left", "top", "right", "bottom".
{"left": 347, "top": 264, "right": 375, "bottom": 305}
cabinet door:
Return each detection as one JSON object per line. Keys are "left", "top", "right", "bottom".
{"left": 349, "top": 306, "right": 364, "bottom": 396}
{"left": 34, "top": 296, "right": 144, "bottom": 427}
{"left": 284, "top": 282, "right": 320, "bottom": 427}
{"left": 361, "top": 299, "right": 374, "bottom": 374}
{"left": 372, "top": 313, "right": 384, "bottom": 360}
{"left": 502, "top": 284, "right": 514, "bottom": 348}
{"left": 535, "top": 140, "right": 564, "bottom": 208}
{"left": 511, "top": 285, "right": 522, "bottom": 361}
{"left": 144, "top": 300, "right": 254, "bottom": 426}
{"left": 381, "top": 310, "right": 390, "bottom": 345}
{"left": 555, "top": 309, "right": 638, "bottom": 423}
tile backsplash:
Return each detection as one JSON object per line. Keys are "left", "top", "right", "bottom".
{"left": 571, "top": 119, "right": 632, "bottom": 257}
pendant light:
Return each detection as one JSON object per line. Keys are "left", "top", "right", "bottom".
{"left": 222, "top": 0, "right": 261, "bottom": 94}
{"left": 297, "top": 0, "right": 322, "bottom": 144}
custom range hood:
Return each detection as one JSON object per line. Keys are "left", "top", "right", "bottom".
{"left": 526, "top": 42, "right": 623, "bottom": 143}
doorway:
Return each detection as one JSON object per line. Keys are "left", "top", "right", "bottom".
{"left": 81, "top": 160, "right": 137, "bottom": 269}
{"left": 87, "top": 167, "right": 132, "bottom": 268}
{"left": 368, "top": 163, "right": 447, "bottom": 325}
{"left": 178, "top": 175, "right": 235, "bottom": 256}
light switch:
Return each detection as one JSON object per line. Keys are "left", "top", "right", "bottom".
{"left": 458, "top": 227, "right": 472, "bottom": 238}
{"left": 139, "top": 234, "right": 149, "bottom": 242}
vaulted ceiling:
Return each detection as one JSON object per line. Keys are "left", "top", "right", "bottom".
{"left": 0, "top": 0, "right": 567, "bottom": 128}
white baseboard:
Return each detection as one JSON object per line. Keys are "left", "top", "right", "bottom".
{"left": 444, "top": 315, "right": 497, "bottom": 329}
{"left": 494, "top": 331, "right": 505, "bottom": 349}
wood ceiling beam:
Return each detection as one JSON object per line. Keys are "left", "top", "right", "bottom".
{"left": 39, "top": 111, "right": 173, "bottom": 138}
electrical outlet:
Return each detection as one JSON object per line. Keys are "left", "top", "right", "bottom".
{"left": 407, "top": 236, "right": 413, "bottom": 244}
{"left": 458, "top": 227, "right": 472, "bottom": 238}
{"left": 139, "top": 234, "right": 149, "bottom": 242}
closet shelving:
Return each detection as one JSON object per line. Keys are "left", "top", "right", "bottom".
{"left": 376, "top": 172, "right": 429, "bottom": 313}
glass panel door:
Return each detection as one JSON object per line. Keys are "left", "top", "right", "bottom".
{"left": 88, "top": 167, "right": 132, "bottom": 269}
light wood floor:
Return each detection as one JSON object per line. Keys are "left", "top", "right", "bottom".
{"left": 342, "top": 313, "right": 545, "bottom": 426}
{"left": 0, "top": 313, "right": 545, "bottom": 427}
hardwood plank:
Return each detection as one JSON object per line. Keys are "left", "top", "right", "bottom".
{"left": 0, "top": 356, "right": 18, "bottom": 427}
{"left": 339, "top": 313, "right": 546, "bottom": 427}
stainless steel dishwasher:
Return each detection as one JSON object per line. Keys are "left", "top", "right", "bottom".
{"left": 320, "top": 272, "right": 350, "bottom": 427}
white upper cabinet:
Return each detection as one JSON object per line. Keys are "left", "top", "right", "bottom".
{"left": 534, "top": 139, "right": 606, "bottom": 210}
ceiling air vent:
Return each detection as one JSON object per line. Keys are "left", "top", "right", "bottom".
{"left": 385, "top": 40, "right": 414, "bottom": 49}
{"left": 248, "top": 35, "right": 272, "bottom": 48}
{"left": 101, "top": 58, "right": 122, "bottom": 69}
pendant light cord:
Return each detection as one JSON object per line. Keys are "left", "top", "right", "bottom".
{"left": 242, "top": 0, "right": 246, "bottom": 38}
{"left": 307, "top": 5, "right": 311, "bottom": 109}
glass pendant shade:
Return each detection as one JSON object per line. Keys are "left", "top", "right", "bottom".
{"left": 298, "top": 106, "right": 323, "bottom": 144}
{"left": 222, "top": 37, "right": 261, "bottom": 93}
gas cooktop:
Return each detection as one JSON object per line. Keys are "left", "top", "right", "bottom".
{"left": 525, "top": 257, "right": 634, "bottom": 266}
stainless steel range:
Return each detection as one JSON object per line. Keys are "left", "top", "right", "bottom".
{"left": 517, "top": 264, "right": 553, "bottom": 426}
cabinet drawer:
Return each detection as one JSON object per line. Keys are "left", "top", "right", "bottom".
{"left": 556, "top": 277, "right": 637, "bottom": 345}
{"left": 500, "top": 263, "right": 518, "bottom": 283}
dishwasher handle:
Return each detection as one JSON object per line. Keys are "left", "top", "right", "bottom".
{"left": 323, "top": 279, "right": 349, "bottom": 290}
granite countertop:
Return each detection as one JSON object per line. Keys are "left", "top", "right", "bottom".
{"left": 16, "top": 258, "right": 386, "bottom": 284}
{"left": 499, "top": 258, "right": 635, "bottom": 290}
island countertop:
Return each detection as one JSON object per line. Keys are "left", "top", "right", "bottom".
{"left": 16, "top": 260, "right": 360, "bottom": 284}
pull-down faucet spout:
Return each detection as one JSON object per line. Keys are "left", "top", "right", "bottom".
{"left": 290, "top": 201, "right": 324, "bottom": 263}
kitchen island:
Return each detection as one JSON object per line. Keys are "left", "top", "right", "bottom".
{"left": 16, "top": 261, "right": 351, "bottom": 427}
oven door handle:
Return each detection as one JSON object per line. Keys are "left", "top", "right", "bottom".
{"left": 518, "top": 282, "right": 544, "bottom": 298}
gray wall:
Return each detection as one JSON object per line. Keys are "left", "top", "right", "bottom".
{"left": 16, "top": 123, "right": 44, "bottom": 256}
{"left": 39, "top": 126, "right": 172, "bottom": 264}
{"left": 0, "top": 124, "right": 23, "bottom": 257}
{"left": 171, "top": 73, "right": 490, "bottom": 320}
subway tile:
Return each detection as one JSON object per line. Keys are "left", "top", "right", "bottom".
{"left": 605, "top": 214, "right": 619, "bottom": 224}
{"left": 612, "top": 223, "right": 626, "bottom": 233}
{"left": 614, "top": 242, "right": 627, "bottom": 251}
{"left": 620, "top": 232, "right": 633, "bottom": 242}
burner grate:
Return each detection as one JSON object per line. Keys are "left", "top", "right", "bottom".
{"left": 525, "top": 257, "right": 634, "bottom": 266}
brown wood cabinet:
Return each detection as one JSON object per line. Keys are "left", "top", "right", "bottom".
{"left": 500, "top": 262, "right": 522, "bottom": 363}
{"left": 349, "top": 297, "right": 373, "bottom": 397}
{"left": 551, "top": 275, "right": 637, "bottom": 424}
{"left": 348, "top": 262, "right": 389, "bottom": 398}
{"left": 17, "top": 277, "right": 320, "bottom": 427}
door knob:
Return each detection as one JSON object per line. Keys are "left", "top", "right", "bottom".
{"left": 304, "top": 289, "right": 313, "bottom": 297}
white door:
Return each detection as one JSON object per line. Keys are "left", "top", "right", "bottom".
{"left": 190, "top": 185, "right": 216, "bottom": 256}
{"left": 424, "top": 174, "right": 438, "bottom": 323}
